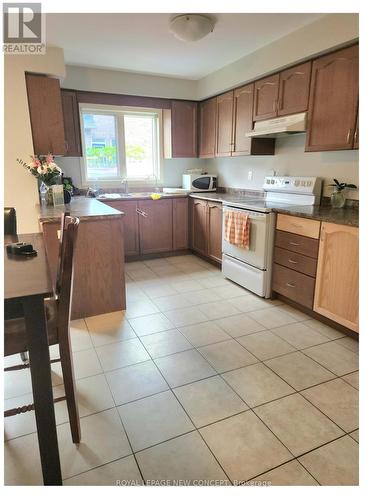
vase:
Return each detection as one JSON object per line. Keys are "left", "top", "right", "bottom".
{"left": 330, "top": 189, "right": 346, "bottom": 208}
{"left": 39, "top": 182, "right": 54, "bottom": 206}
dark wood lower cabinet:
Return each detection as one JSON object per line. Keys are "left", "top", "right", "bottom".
{"left": 190, "top": 198, "right": 223, "bottom": 264}
{"left": 272, "top": 263, "right": 315, "bottom": 309}
{"left": 173, "top": 198, "right": 189, "bottom": 250}
{"left": 138, "top": 199, "right": 173, "bottom": 254}
{"left": 102, "top": 200, "right": 139, "bottom": 257}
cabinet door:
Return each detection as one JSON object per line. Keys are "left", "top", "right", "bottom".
{"left": 215, "top": 91, "right": 234, "bottom": 157}
{"left": 191, "top": 199, "right": 208, "bottom": 256}
{"left": 306, "top": 44, "right": 359, "bottom": 152}
{"left": 277, "top": 61, "right": 311, "bottom": 116}
{"left": 25, "top": 74, "right": 66, "bottom": 155}
{"left": 101, "top": 201, "right": 139, "bottom": 257}
{"left": 353, "top": 107, "right": 359, "bottom": 150}
{"left": 138, "top": 199, "right": 173, "bottom": 254}
{"left": 314, "top": 223, "right": 359, "bottom": 332}
{"left": 173, "top": 198, "right": 188, "bottom": 250}
{"left": 253, "top": 74, "right": 279, "bottom": 121}
{"left": 232, "top": 84, "right": 254, "bottom": 156}
{"left": 207, "top": 202, "right": 223, "bottom": 263}
{"left": 171, "top": 100, "right": 198, "bottom": 157}
{"left": 199, "top": 98, "right": 217, "bottom": 158}
{"left": 61, "top": 90, "right": 82, "bottom": 157}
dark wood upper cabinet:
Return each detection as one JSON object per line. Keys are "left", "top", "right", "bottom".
{"left": 199, "top": 98, "right": 217, "bottom": 158}
{"left": 207, "top": 202, "right": 223, "bottom": 263}
{"left": 305, "top": 44, "right": 359, "bottom": 152}
{"left": 61, "top": 90, "right": 82, "bottom": 157}
{"left": 353, "top": 106, "right": 359, "bottom": 150}
{"left": 277, "top": 61, "right": 311, "bottom": 116}
{"left": 215, "top": 91, "right": 234, "bottom": 157}
{"left": 232, "top": 84, "right": 254, "bottom": 156}
{"left": 25, "top": 74, "right": 66, "bottom": 155}
{"left": 253, "top": 74, "right": 279, "bottom": 121}
{"left": 169, "top": 100, "right": 198, "bottom": 157}
{"left": 138, "top": 199, "right": 173, "bottom": 254}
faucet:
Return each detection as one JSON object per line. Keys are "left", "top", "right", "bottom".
{"left": 121, "top": 178, "right": 129, "bottom": 194}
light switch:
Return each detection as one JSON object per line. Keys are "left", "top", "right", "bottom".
{"left": 248, "top": 171, "right": 253, "bottom": 181}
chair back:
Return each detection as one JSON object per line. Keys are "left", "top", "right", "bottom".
{"left": 4, "top": 207, "right": 17, "bottom": 236}
{"left": 55, "top": 213, "right": 80, "bottom": 337}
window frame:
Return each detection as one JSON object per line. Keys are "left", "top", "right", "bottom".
{"left": 79, "top": 103, "right": 163, "bottom": 188}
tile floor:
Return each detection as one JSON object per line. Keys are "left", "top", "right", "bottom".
{"left": 4, "top": 254, "right": 359, "bottom": 486}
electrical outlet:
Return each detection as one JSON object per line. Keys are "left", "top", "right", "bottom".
{"left": 248, "top": 170, "right": 253, "bottom": 181}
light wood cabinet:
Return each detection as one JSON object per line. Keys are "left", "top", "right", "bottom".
{"left": 277, "top": 61, "right": 311, "bottom": 116}
{"left": 138, "top": 199, "right": 173, "bottom": 254}
{"left": 190, "top": 198, "right": 222, "bottom": 264}
{"left": 314, "top": 222, "right": 359, "bottom": 332}
{"left": 253, "top": 74, "right": 279, "bottom": 121}
{"left": 199, "top": 98, "right": 217, "bottom": 158}
{"left": 26, "top": 74, "right": 66, "bottom": 155}
{"left": 61, "top": 90, "right": 82, "bottom": 157}
{"left": 232, "top": 84, "right": 254, "bottom": 156}
{"left": 305, "top": 44, "right": 359, "bottom": 152}
{"left": 215, "top": 91, "right": 234, "bottom": 157}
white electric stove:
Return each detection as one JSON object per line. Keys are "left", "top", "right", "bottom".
{"left": 222, "top": 176, "right": 322, "bottom": 298}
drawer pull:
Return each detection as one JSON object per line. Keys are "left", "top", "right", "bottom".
{"left": 289, "top": 241, "right": 300, "bottom": 246}
{"left": 286, "top": 282, "right": 296, "bottom": 288}
{"left": 291, "top": 223, "right": 303, "bottom": 228}
{"left": 288, "top": 258, "right": 298, "bottom": 264}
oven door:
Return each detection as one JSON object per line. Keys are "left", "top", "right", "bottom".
{"left": 222, "top": 207, "right": 272, "bottom": 270}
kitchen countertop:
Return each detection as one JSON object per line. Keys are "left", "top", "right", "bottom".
{"left": 38, "top": 196, "right": 124, "bottom": 223}
{"left": 189, "top": 192, "right": 359, "bottom": 227}
{"left": 96, "top": 193, "right": 188, "bottom": 201}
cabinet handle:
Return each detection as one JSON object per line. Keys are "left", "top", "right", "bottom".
{"left": 346, "top": 128, "right": 353, "bottom": 144}
{"left": 64, "top": 140, "right": 69, "bottom": 153}
{"left": 136, "top": 208, "right": 148, "bottom": 218}
{"left": 288, "top": 258, "right": 298, "bottom": 264}
{"left": 286, "top": 282, "right": 296, "bottom": 288}
{"left": 354, "top": 129, "right": 358, "bottom": 144}
{"left": 289, "top": 241, "right": 300, "bottom": 246}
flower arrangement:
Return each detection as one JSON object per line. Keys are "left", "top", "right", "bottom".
{"left": 17, "top": 153, "right": 62, "bottom": 185}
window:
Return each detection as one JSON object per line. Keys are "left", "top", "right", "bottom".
{"left": 80, "top": 104, "right": 161, "bottom": 185}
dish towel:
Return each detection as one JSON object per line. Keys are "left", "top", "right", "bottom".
{"left": 224, "top": 210, "right": 250, "bottom": 249}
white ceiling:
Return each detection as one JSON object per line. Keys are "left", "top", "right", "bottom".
{"left": 46, "top": 13, "right": 324, "bottom": 80}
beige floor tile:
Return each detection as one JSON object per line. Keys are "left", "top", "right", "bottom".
{"left": 154, "top": 267, "right": 188, "bottom": 278}
{"left": 265, "top": 351, "right": 335, "bottom": 391}
{"left": 86, "top": 311, "right": 137, "bottom": 346}
{"left": 238, "top": 330, "right": 296, "bottom": 360}
{"left": 96, "top": 338, "right": 150, "bottom": 372}
{"left": 301, "top": 379, "right": 359, "bottom": 432}
{"left": 182, "top": 288, "right": 221, "bottom": 306}
{"left": 4, "top": 392, "right": 39, "bottom": 440}
{"left": 125, "top": 299, "right": 160, "bottom": 319}
{"left": 215, "top": 314, "right": 266, "bottom": 338}
{"left": 4, "top": 365, "right": 33, "bottom": 399}
{"left": 171, "top": 280, "right": 204, "bottom": 293}
{"left": 64, "top": 455, "right": 143, "bottom": 485}
{"left": 213, "top": 283, "right": 249, "bottom": 299}
{"left": 129, "top": 312, "right": 174, "bottom": 336}
{"left": 140, "top": 329, "right": 192, "bottom": 358}
{"left": 249, "top": 308, "right": 298, "bottom": 329}
{"left": 105, "top": 360, "right": 168, "bottom": 405}
{"left": 249, "top": 460, "right": 318, "bottom": 485}
{"left": 154, "top": 349, "right": 216, "bottom": 388}
{"left": 4, "top": 432, "right": 43, "bottom": 485}
{"left": 231, "top": 294, "right": 275, "bottom": 313}
{"left": 118, "top": 391, "right": 194, "bottom": 452}
{"left": 270, "top": 322, "right": 331, "bottom": 350}
{"left": 200, "top": 411, "right": 292, "bottom": 482}
{"left": 144, "top": 283, "right": 180, "bottom": 299}
{"left": 302, "top": 319, "right": 345, "bottom": 340}
{"left": 178, "top": 321, "right": 231, "bottom": 347}
{"left": 125, "top": 281, "right": 148, "bottom": 300}
{"left": 136, "top": 431, "right": 229, "bottom": 484}
{"left": 198, "top": 301, "right": 241, "bottom": 320}
{"left": 144, "top": 259, "right": 174, "bottom": 270}
{"left": 199, "top": 339, "right": 258, "bottom": 373}
{"left": 152, "top": 294, "right": 192, "bottom": 312}
{"left": 335, "top": 335, "right": 359, "bottom": 353}
{"left": 67, "top": 347, "right": 103, "bottom": 380}
{"left": 70, "top": 319, "right": 94, "bottom": 352}
{"left": 303, "top": 341, "right": 359, "bottom": 376}
{"left": 350, "top": 429, "right": 359, "bottom": 442}
{"left": 174, "top": 376, "right": 247, "bottom": 427}
{"left": 127, "top": 267, "right": 158, "bottom": 281}
{"left": 299, "top": 436, "right": 359, "bottom": 485}
{"left": 125, "top": 261, "right": 149, "bottom": 271}
{"left": 342, "top": 371, "right": 359, "bottom": 390}
{"left": 274, "top": 304, "right": 311, "bottom": 322}
{"left": 197, "top": 276, "right": 229, "bottom": 288}
{"left": 57, "top": 408, "right": 132, "bottom": 479}
{"left": 164, "top": 306, "right": 208, "bottom": 327}
{"left": 255, "top": 393, "right": 343, "bottom": 456}
{"left": 222, "top": 363, "right": 294, "bottom": 407}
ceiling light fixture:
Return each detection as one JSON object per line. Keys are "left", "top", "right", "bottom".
{"left": 169, "top": 14, "right": 214, "bottom": 42}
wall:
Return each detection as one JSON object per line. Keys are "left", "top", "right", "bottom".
{"left": 4, "top": 47, "right": 66, "bottom": 233}
{"left": 206, "top": 135, "right": 359, "bottom": 199}
{"left": 197, "top": 14, "right": 359, "bottom": 99}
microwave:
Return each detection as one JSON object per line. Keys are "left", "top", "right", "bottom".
{"left": 182, "top": 174, "right": 217, "bottom": 192}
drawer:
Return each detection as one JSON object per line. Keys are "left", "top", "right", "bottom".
{"left": 272, "top": 264, "right": 315, "bottom": 309}
{"left": 274, "top": 246, "right": 317, "bottom": 277}
{"left": 276, "top": 214, "right": 321, "bottom": 239}
{"left": 275, "top": 230, "right": 319, "bottom": 258}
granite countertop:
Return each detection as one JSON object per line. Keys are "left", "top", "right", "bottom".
{"left": 189, "top": 192, "right": 359, "bottom": 227}
{"left": 38, "top": 196, "right": 124, "bottom": 223}
{"left": 96, "top": 193, "right": 188, "bottom": 201}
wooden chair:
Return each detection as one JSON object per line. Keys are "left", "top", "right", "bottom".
{"left": 4, "top": 214, "right": 81, "bottom": 443}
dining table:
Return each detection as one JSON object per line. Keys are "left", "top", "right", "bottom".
{"left": 4, "top": 232, "right": 62, "bottom": 485}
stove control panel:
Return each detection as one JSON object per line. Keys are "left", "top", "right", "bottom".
{"left": 263, "top": 176, "right": 322, "bottom": 195}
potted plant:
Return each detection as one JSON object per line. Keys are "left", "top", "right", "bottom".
{"left": 17, "top": 153, "right": 62, "bottom": 205}
{"left": 63, "top": 178, "right": 73, "bottom": 204}
{"left": 329, "top": 179, "right": 357, "bottom": 208}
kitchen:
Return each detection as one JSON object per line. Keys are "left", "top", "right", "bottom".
{"left": 3, "top": 6, "right": 363, "bottom": 490}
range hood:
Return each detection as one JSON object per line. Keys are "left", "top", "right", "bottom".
{"left": 246, "top": 112, "right": 307, "bottom": 138}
